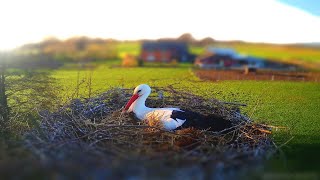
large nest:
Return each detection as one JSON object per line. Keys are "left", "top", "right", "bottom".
{"left": 25, "top": 86, "right": 275, "bottom": 179}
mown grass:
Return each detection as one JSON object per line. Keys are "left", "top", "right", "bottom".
{"left": 189, "top": 45, "right": 206, "bottom": 55}
{"left": 52, "top": 63, "right": 320, "bottom": 174}
{"left": 215, "top": 42, "right": 320, "bottom": 70}
{"left": 116, "top": 41, "right": 141, "bottom": 58}
{"left": 233, "top": 43, "right": 320, "bottom": 62}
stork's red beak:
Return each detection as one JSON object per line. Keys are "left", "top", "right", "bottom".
{"left": 123, "top": 94, "right": 139, "bottom": 111}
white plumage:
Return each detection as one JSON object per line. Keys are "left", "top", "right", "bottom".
{"left": 124, "top": 84, "right": 185, "bottom": 130}
{"left": 123, "top": 84, "right": 232, "bottom": 132}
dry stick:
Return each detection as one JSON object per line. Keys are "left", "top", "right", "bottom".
{"left": 225, "top": 130, "right": 238, "bottom": 144}
{"left": 45, "top": 129, "right": 101, "bottom": 149}
{"left": 271, "top": 140, "right": 288, "bottom": 167}
{"left": 76, "top": 70, "right": 80, "bottom": 98}
{"left": 90, "top": 124, "right": 151, "bottom": 128}
{"left": 255, "top": 127, "right": 272, "bottom": 134}
{"left": 181, "top": 144, "right": 203, "bottom": 158}
{"left": 87, "top": 122, "right": 203, "bottom": 141}
{"left": 89, "top": 136, "right": 140, "bottom": 148}
{"left": 218, "top": 101, "right": 247, "bottom": 107}
{"left": 209, "top": 121, "right": 248, "bottom": 136}
{"left": 248, "top": 82, "right": 274, "bottom": 119}
{"left": 277, "top": 136, "right": 295, "bottom": 149}
{"left": 99, "top": 143, "right": 133, "bottom": 160}
{"left": 259, "top": 124, "right": 289, "bottom": 130}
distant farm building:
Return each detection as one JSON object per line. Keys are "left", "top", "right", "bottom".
{"left": 194, "top": 54, "right": 237, "bottom": 69}
{"left": 140, "top": 41, "right": 195, "bottom": 63}
{"left": 195, "top": 48, "right": 299, "bottom": 71}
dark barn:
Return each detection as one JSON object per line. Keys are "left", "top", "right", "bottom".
{"left": 140, "top": 41, "right": 194, "bottom": 62}
{"left": 194, "top": 54, "right": 237, "bottom": 69}
{"left": 195, "top": 48, "right": 300, "bottom": 71}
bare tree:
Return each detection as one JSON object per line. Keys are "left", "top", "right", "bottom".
{"left": 0, "top": 53, "right": 9, "bottom": 127}
{"left": 0, "top": 52, "right": 58, "bottom": 133}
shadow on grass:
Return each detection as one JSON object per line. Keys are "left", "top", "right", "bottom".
{"left": 265, "top": 134, "right": 320, "bottom": 172}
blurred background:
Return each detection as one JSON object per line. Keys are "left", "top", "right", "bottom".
{"left": 0, "top": 0, "right": 319, "bottom": 179}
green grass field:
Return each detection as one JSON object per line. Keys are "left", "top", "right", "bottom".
{"left": 214, "top": 42, "right": 320, "bottom": 70}
{"left": 117, "top": 41, "right": 141, "bottom": 58}
{"left": 52, "top": 62, "right": 320, "bottom": 173}
{"left": 233, "top": 43, "right": 320, "bottom": 63}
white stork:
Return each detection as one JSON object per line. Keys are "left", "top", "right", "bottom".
{"left": 123, "top": 84, "right": 232, "bottom": 131}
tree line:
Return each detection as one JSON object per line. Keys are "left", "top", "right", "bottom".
{"left": 18, "top": 33, "right": 215, "bottom": 64}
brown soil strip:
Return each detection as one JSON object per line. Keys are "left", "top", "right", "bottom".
{"left": 194, "top": 69, "right": 320, "bottom": 82}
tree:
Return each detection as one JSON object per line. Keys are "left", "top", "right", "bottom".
{"left": 39, "top": 37, "right": 119, "bottom": 62}
{"left": 199, "top": 37, "right": 215, "bottom": 46}
{"left": 177, "top": 33, "right": 196, "bottom": 44}
{"left": 0, "top": 53, "right": 9, "bottom": 128}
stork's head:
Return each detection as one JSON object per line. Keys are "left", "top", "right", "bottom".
{"left": 123, "top": 84, "right": 151, "bottom": 112}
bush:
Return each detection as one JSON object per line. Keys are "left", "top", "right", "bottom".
{"left": 121, "top": 54, "right": 138, "bottom": 67}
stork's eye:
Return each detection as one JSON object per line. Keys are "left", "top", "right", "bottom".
{"left": 137, "top": 90, "right": 142, "bottom": 93}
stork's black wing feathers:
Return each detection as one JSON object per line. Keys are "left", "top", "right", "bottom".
{"left": 171, "top": 110, "right": 232, "bottom": 132}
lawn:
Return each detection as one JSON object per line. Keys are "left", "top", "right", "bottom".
{"left": 233, "top": 43, "right": 320, "bottom": 63}
{"left": 116, "top": 41, "right": 141, "bottom": 58}
{"left": 52, "top": 63, "right": 320, "bottom": 175}
{"left": 216, "top": 42, "right": 320, "bottom": 70}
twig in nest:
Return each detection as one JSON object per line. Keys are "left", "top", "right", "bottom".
{"left": 25, "top": 86, "right": 277, "bottom": 174}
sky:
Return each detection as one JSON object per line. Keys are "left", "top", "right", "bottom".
{"left": 279, "top": 0, "right": 320, "bottom": 16}
{"left": 0, "top": 0, "right": 320, "bottom": 50}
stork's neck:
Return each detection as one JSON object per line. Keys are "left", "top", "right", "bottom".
{"left": 129, "top": 93, "right": 153, "bottom": 120}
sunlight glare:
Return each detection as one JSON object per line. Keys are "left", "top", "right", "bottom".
{"left": 0, "top": 0, "right": 320, "bottom": 49}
